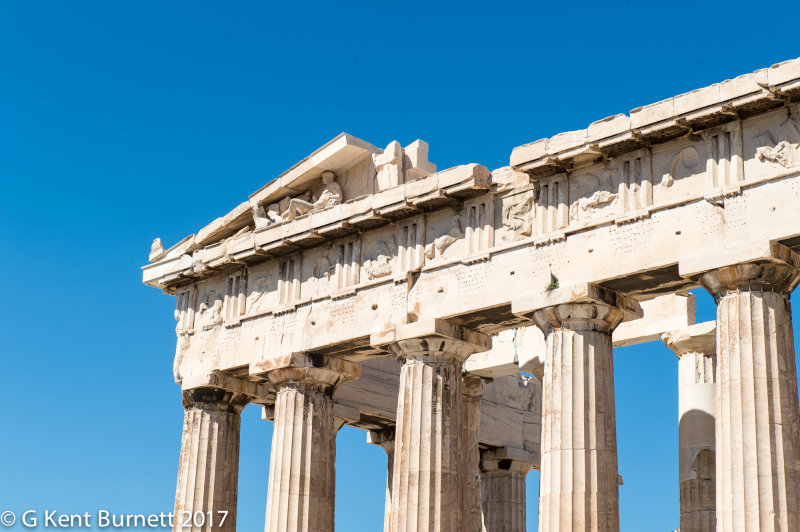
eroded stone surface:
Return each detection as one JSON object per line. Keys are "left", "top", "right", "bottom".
{"left": 144, "top": 57, "right": 800, "bottom": 532}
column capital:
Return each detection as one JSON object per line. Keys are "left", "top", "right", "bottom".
{"left": 512, "top": 282, "right": 642, "bottom": 334}
{"left": 480, "top": 447, "right": 535, "bottom": 475}
{"left": 462, "top": 374, "right": 484, "bottom": 398}
{"left": 680, "top": 241, "right": 800, "bottom": 299}
{"left": 367, "top": 428, "right": 396, "bottom": 454}
{"left": 662, "top": 321, "right": 717, "bottom": 358}
{"left": 181, "top": 386, "right": 249, "bottom": 413}
{"left": 255, "top": 352, "right": 361, "bottom": 394}
{"left": 371, "top": 318, "right": 491, "bottom": 362}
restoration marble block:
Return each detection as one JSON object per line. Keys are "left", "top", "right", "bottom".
{"left": 662, "top": 321, "right": 717, "bottom": 532}
{"left": 174, "top": 389, "right": 248, "bottom": 532}
{"left": 694, "top": 259, "right": 800, "bottom": 532}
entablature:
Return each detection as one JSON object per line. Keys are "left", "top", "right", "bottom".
{"left": 511, "top": 58, "right": 800, "bottom": 178}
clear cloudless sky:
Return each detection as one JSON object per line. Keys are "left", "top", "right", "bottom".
{"left": 1, "top": 1, "right": 799, "bottom": 531}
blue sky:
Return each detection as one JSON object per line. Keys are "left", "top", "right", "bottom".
{"left": 1, "top": 1, "right": 799, "bottom": 530}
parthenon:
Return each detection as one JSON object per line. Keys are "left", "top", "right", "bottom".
{"left": 144, "top": 57, "right": 800, "bottom": 531}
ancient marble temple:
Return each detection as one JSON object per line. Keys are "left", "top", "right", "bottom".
{"left": 144, "top": 58, "right": 800, "bottom": 531}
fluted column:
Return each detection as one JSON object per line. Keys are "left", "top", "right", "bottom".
{"left": 480, "top": 448, "right": 533, "bottom": 532}
{"left": 696, "top": 261, "right": 800, "bottom": 531}
{"left": 367, "top": 429, "right": 396, "bottom": 532}
{"left": 662, "top": 321, "right": 717, "bottom": 532}
{"left": 462, "top": 375, "right": 485, "bottom": 532}
{"left": 381, "top": 320, "right": 490, "bottom": 532}
{"left": 522, "top": 285, "right": 639, "bottom": 532}
{"left": 174, "top": 388, "right": 248, "bottom": 532}
{"left": 262, "top": 354, "right": 361, "bottom": 532}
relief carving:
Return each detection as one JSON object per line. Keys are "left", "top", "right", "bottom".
{"left": 501, "top": 194, "right": 533, "bottom": 240}
{"left": 756, "top": 116, "right": 800, "bottom": 169}
{"left": 198, "top": 290, "right": 223, "bottom": 330}
{"left": 251, "top": 202, "right": 272, "bottom": 230}
{"left": 569, "top": 190, "right": 617, "bottom": 222}
{"left": 425, "top": 214, "right": 463, "bottom": 259}
{"left": 365, "top": 237, "right": 396, "bottom": 280}
{"left": 662, "top": 146, "right": 700, "bottom": 187}
{"left": 247, "top": 275, "right": 275, "bottom": 315}
{"left": 173, "top": 333, "right": 190, "bottom": 384}
{"left": 568, "top": 172, "right": 616, "bottom": 224}
{"left": 284, "top": 171, "right": 342, "bottom": 220}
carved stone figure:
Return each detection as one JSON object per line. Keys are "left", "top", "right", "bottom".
{"left": 662, "top": 146, "right": 700, "bottom": 187}
{"left": 285, "top": 171, "right": 342, "bottom": 220}
{"left": 365, "top": 237, "right": 395, "bottom": 280}
{"left": 501, "top": 195, "right": 533, "bottom": 240}
{"left": 756, "top": 116, "right": 800, "bottom": 169}
{"left": 252, "top": 202, "right": 271, "bottom": 230}
{"left": 173, "top": 333, "right": 190, "bottom": 384}
{"left": 247, "top": 276, "right": 273, "bottom": 315}
{"left": 199, "top": 291, "right": 223, "bottom": 330}
{"left": 425, "top": 214, "right": 463, "bottom": 259}
{"left": 373, "top": 141, "right": 404, "bottom": 190}
{"left": 314, "top": 245, "right": 338, "bottom": 281}
{"left": 569, "top": 190, "right": 617, "bottom": 223}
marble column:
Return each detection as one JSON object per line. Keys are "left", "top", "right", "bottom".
{"left": 697, "top": 261, "right": 800, "bottom": 531}
{"left": 479, "top": 448, "right": 533, "bottom": 532}
{"left": 262, "top": 354, "right": 361, "bottom": 532}
{"left": 367, "top": 429, "right": 396, "bottom": 532}
{"left": 662, "top": 321, "right": 717, "bottom": 532}
{"left": 530, "top": 293, "right": 633, "bottom": 532}
{"left": 174, "top": 388, "right": 248, "bottom": 532}
{"left": 382, "top": 320, "right": 490, "bottom": 532}
{"left": 462, "top": 375, "right": 485, "bottom": 532}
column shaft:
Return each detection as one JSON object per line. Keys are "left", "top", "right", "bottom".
{"left": 534, "top": 303, "right": 623, "bottom": 532}
{"left": 367, "top": 429, "right": 396, "bottom": 532}
{"left": 262, "top": 354, "right": 360, "bottom": 532}
{"left": 462, "top": 376, "right": 484, "bottom": 532}
{"left": 481, "top": 470, "right": 527, "bottom": 532}
{"left": 678, "top": 353, "right": 716, "bottom": 532}
{"left": 663, "top": 322, "right": 717, "bottom": 532}
{"left": 480, "top": 451, "right": 532, "bottom": 532}
{"left": 715, "top": 289, "right": 800, "bottom": 531}
{"left": 392, "top": 355, "right": 463, "bottom": 532}
{"left": 265, "top": 384, "right": 336, "bottom": 532}
{"left": 174, "top": 389, "right": 246, "bottom": 532}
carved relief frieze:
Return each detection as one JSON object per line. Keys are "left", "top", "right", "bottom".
{"left": 198, "top": 288, "right": 224, "bottom": 331}
{"left": 568, "top": 170, "right": 617, "bottom": 226}
{"left": 246, "top": 270, "right": 277, "bottom": 318}
{"left": 499, "top": 189, "right": 533, "bottom": 242}
{"left": 662, "top": 147, "right": 701, "bottom": 188}
{"left": 364, "top": 235, "right": 396, "bottom": 280}
{"left": 755, "top": 113, "right": 800, "bottom": 169}
{"left": 425, "top": 212, "right": 462, "bottom": 261}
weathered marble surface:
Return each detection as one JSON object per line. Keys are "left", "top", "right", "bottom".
{"left": 143, "top": 57, "right": 800, "bottom": 532}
